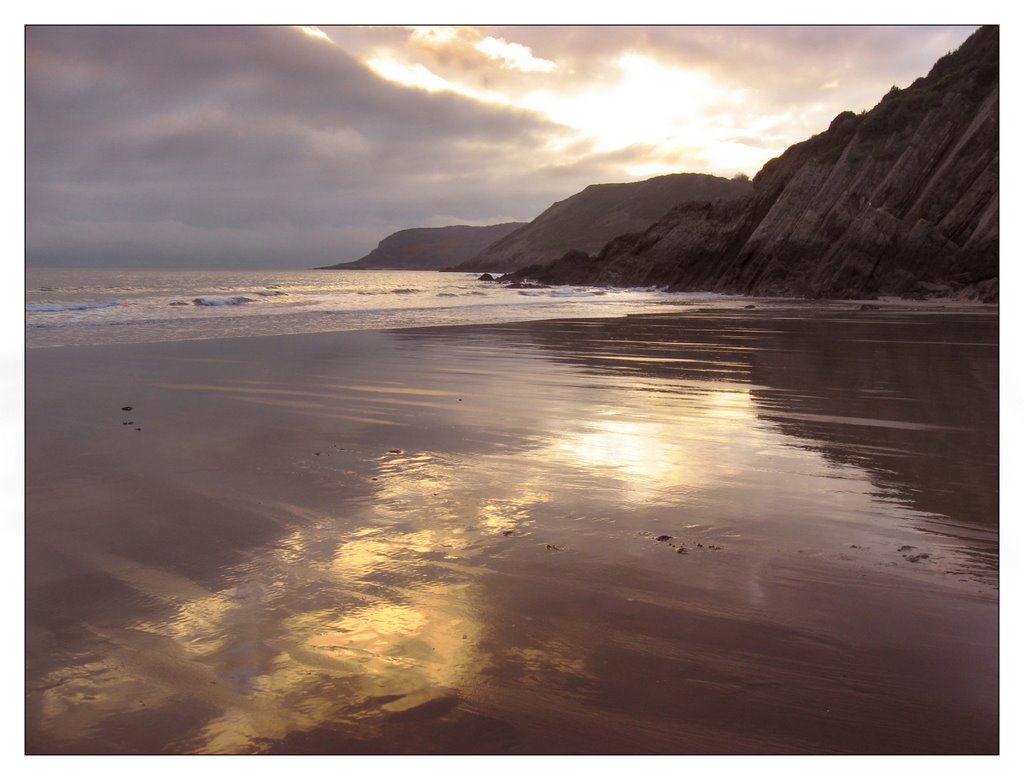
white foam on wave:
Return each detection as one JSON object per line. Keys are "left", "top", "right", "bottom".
{"left": 516, "top": 288, "right": 607, "bottom": 298}
{"left": 556, "top": 288, "right": 610, "bottom": 297}
{"left": 356, "top": 288, "right": 422, "bottom": 296}
{"left": 26, "top": 301, "right": 117, "bottom": 313}
{"left": 192, "top": 296, "right": 255, "bottom": 306}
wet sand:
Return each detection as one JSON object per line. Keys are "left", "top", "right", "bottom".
{"left": 25, "top": 304, "right": 998, "bottom": 754}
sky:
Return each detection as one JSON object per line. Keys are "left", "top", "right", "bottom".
{"left": 8, "top": 10, "right": 1024, "bottom": 774}
{"left": 25, "top": 23, "right": 980, "bottom": 269}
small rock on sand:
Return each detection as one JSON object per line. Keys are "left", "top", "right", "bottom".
{"left": 655, "top": 535, "right": 673, "bottom": 542}
{"left": 121, "top": 406, "right": 133, "bottom": 411}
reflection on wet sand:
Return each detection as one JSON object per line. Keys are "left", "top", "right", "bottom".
{"left": 482, "top": 309, "right": 998, "bottom": 544}
{"left": 33, "top": 506, "right": 483, "bottom": 752}
{"left": 26, "top": 306, "right": 997, "bottom": 753}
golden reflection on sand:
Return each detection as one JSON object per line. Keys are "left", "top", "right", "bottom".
{"left": 32, "top": 369, "right": 887, "bottom": 753}
{"left": 193, "top": 514, "right": 491, "bottom": 751}
{"left": 557, "top": 418, "right": 684, "bottom": 498}
{"left": 32, "top": 362, "right": 798, "bottom": 755}
{"left": 33, "top": 446, "right": 565, "bottom": 753}
{"left": 37, "top": 525, "right": 486, "bottom": 752}
{"left": 549, "top": 386, "right": 758, "bottom": 503}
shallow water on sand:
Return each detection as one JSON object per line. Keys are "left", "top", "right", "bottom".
{"left": 25, "top": 307, "right": 997, "bottom": 753}
{"left": 25, "top": 267, "right": 712, "bottom": 348}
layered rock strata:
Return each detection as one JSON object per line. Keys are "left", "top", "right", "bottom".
{"left": 512, "top": 26, "right": 998, "bottom": 302}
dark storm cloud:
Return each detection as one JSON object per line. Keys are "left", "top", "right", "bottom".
{"left": 26, "top": 26, "right": 579, "bottom": 268}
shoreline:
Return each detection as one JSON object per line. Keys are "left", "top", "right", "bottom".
{"left": 25, "top": 293, "right": 998, "bottom": 351}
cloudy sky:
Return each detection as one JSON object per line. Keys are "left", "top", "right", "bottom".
{"left": 25, "top": 24, "right": 979, "bottom": 269}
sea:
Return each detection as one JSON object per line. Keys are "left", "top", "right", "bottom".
{"left": 25, "top": 268, "right": 726, "bottom": 349}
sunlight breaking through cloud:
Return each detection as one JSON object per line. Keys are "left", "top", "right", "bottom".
{"left": 475, "top": 35, "right": 556, "bottom": 72}
{"left": 296, "top": 26, "right": 333, "bottom": 45}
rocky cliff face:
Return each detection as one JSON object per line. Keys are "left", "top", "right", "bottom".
{"left": 514, "top": 26, "right": 998, "bottom": 301}
{"left": 319, "top": 223, "right": 524, "bottom": 270}
{"left": 451, "top": 173, "right": 752, "bottom": 273}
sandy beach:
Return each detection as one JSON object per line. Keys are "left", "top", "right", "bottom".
{"left": 25, "top": 304, "right": 998, "bottom": 754}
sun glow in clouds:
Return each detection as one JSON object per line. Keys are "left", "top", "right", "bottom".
{"left": 297, "top": 26, "right": 334, "bottom": 45}
{"left": 520, "top": 53, "right": 734, "bottom": 152}
{"left": 474, "top": 36, "right": 556, "bottom": 72}
{"left": 363, "top": 31, "right": 771, "bottom": 178}
{"left": 366, "top": 58, "right": 474, "bottom": 96}
{"left": 407, "top": 26, "right": 462, "bottom": 46}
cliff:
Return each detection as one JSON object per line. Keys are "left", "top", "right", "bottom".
{"left": 450, "top": 173, "right": 752, "bottom": 273}
{"left": 512, "top": 26, "right": 998, "bottom": 302}
{"left": 318, "top": 222, "right": 525, "bottom": 270}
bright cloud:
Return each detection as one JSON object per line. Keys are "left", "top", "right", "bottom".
{"left": 366, "top": 39, "right": 764, "bottom": 177}
{"left": 474, "top": 36, "right": 556, "bottom": 72}
{"left": 366, "top": 58, "right": 472, "bottom": 96}
{"left": 407, "top": 26, "right": 463, "bottom": 46}
{"left": 297, "top": 26, "right": 333, "bottom": 45}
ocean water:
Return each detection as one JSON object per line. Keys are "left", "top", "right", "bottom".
{"left": 25, "top": 268, "right": 725, "bottom": 348}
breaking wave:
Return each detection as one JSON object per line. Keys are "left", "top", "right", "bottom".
{"left": 26, "top": 302, "right": 117, "bottom": 313}
{"left": 192, "top": 296, "right": 255, "bottom": 306}
{"left": 517, "top": 289, "right": 609, "bottom": 298}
